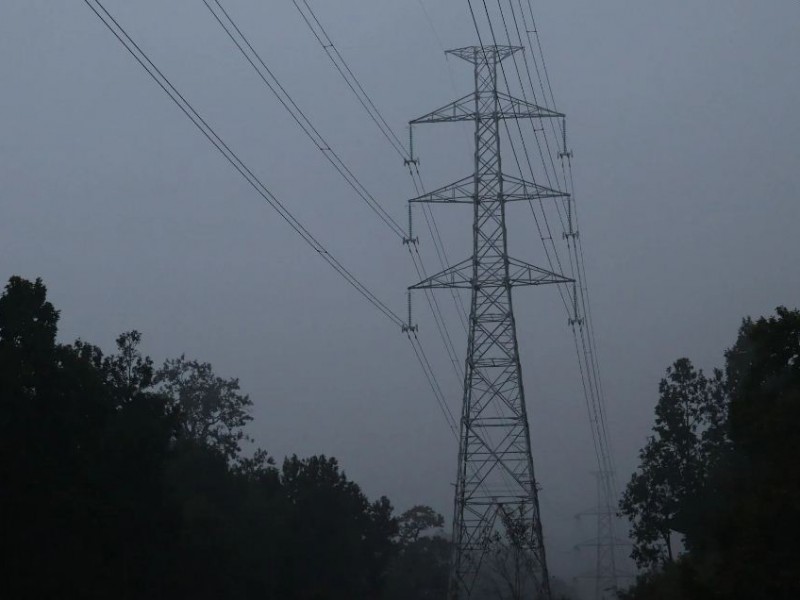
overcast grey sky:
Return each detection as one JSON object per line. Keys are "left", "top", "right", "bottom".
{"left": 2, "top": 0, "right": 799, "bottom": 591}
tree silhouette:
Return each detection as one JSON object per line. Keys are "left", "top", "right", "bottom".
{"left": 620, "top": 307, "right": 800, "bottom": 599}
{"left": 619, "top": 358, "right": 726, "bottom": 568}
{"left": 382, "top": 506, "right": 450, "bottom": 600}
{"left": 156, "top": 355, "right": 253, "bottom": 461}
{"left": 0, "top": 276, "right": 411, "bottom": 599}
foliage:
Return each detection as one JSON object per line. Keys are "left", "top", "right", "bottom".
{"left": 397, "top": 504, "right": 445, "bottom": 544}
{"left": 279, "top": 454, "right": 398, "bottom": 598}
{"left": 620, "top": 307, "right": 800, "bottom": 599}
{"left": 481, "top": 505, "right": 541, "bottom": 600}
{"left": 619, "top": 358, "right": 726, "bottom": 568}
{"left": 156, "top": 354, "right": 253, "bottom": 461}
{"left": 0, "top": 276, "right": 413, "bottom": 600}
{"left": 102, "top": 330, "right": 156, "bottom": 402}
{"left": 700, "top": 307, "right": 800, "bottom": 599}
{"left": 0, "top": 277, "right": 176, "bottom": 599}
{"left": 382, "top": 506, "right": 450, "bottom": 600}
{"left": 616, "top": 557, "right": 712, "bottom": 600}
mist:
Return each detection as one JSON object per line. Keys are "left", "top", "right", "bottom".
{"left": 1, "top": 1, "right": 799, "bottom": 598}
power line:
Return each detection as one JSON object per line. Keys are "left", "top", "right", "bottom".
{"left": 290, "top": 0, "right": 471, "bottom": 332}
{"left": 202, "top": 1, "right": 469, "bottom": 376}
{"left": 203, "top": 0, "right": 467, "bottom": 442}
{"left": 202, "top": 0, "right": 407, "bottom": 240}
{"left": 291, "top": 0, "right": 409, "bottom": 161}
{"left": 205, "top": 0, "right": 470, "bottom": 353}
{"left": 507, "top": 0, "right": 619, "bottom": 478}
{"left": 290, "top": 6, "right": 549, "bottom": 549}
{"left": 463, "top": 19, "right": 621, "bottom": 596}
{"left": 82, "top": 0, "right": 464, "bottom": 456}
{"left": 473, "top": 0, "right": 618, "bottom": 481}
{"left": 287, "top": 1, "right": 471, "bottom": 392}
{"left": 81, "top": 0, "right": 404, "bottom": 330}
{"left": 408, "top": 331, "right": 459, "bottom": 437}
{"left": 463, "top": 0, "right": 617, "bottom": 485}
{"left": 408, "top": 44, "right": 564, "bottom": 599}
{"left": 466, "top": 0, "right": 574, "bottom": 319}
{"left": 471, "top": 3, "right": 623, "bottom": 593}
{"left": 408, "top": 248, "right": 464, "bottom": 383}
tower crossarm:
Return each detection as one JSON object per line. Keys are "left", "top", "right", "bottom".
{"left": 507, "top": 258, "right": 573, "bottom": 286}
{"left": 446, "top": 45, "right": 523, "bottom": 64}
{"left": 410, "top": 257, "right": 572, "bottom": 289}
{"left": 410, "top": 92, "right": 475, "bottom": 124}
{"left": 410, "top": 175, "right": 474, "bottom": 204}
{"left": 409, "top": 173, "right": 568, "bottom": 204}
{"left": 410, "top": 91, "right": 563, "bottom": 124}
{"left": 409, "top": 258, "right": 473, "bottom": 289}
{"left": 502, "top": 174, "right": 568, "bottom": 201}
{"left": 496, "top": 92, "right": 564, "bottom": 120}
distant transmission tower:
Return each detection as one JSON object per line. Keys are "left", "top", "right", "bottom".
{"left": 576, "top": 471, "right": 630, "bottom": 599}
{"left": 408, "top": 45, "right": 570, "bottom": 600}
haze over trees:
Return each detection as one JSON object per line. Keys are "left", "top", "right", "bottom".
{"left": 2, "top": 274, "right": 798, "bottom": 599}
{"left": 620, "top": 307, "right": 800, "bottom": 599}
{"left": 0, "top": 276, "right": 449, "bottom": 599}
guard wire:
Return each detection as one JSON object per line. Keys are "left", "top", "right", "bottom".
{"left": 204, "top": 0, "right": 466, "bottom": 452}
{"left": 492, "top": 0, "right": 615, "bottom": 478}
{"left": 289, "top": 0, "right": 473, "bottom": 435}
{"left": 203, "top": 0, "right": 407, "bottom": 240}
{"left": 407, "top": 332, "right": 459, "bottom": 437}
{"left": 82, "top": 0, "right": 405, "bottom": 330}
{"left": 291, "top": 0, "right": 409, "bottom": 161}
{"left": 291, "top": 0, "right": 471, "bottom": 334}
{"left": 468, "top": 0, "right": 618, "bottom": 490}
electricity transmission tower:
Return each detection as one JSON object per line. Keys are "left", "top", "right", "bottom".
{"left": 576, "top": 471, "right": 630, "bottom": 599}
{"left": 408, "top": 45, "right": 570, "bottom": 599}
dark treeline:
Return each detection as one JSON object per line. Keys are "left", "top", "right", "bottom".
{"left": 6, "top": 272, "right": 797, "bottom": 600}
{"left": 0, "top": 276, "right": 450, "bottom": 599}
{"left": 620, "top": 307, "right": 800, "bottom": 599}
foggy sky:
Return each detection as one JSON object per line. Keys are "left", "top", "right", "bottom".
{"left": 2, "top": 0, "right": 799, "bottom": 591}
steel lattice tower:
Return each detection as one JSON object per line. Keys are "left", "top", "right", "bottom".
{"left": 593, "top": 471, "right": 619, "bottom": 600}
{"left": 408, "top": 45, "right": 571, "bottom": 599}
{"left": 576, "top": 471, "right": 630, "bottom": 599}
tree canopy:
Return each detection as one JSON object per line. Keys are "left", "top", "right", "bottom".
{"left": 0, "top": 276, "right": 437, "bottom": 600}
{"left": 620, "top": 307, "right": 800, "bottom": 599}
{"left": 619, "top": 358, "right": 726, "bottom": 568}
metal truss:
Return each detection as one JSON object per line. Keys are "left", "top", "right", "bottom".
{"left": 575, "top": 471, "right": 631, "bottom": 599}
{"left": 411, "top": 258, "right": 570, "bottom": 290}
{"left": 411, "top": 92, "right": 563, "bottom": 124}
{"left": 408, "top": 45, "right": 571, "bottom": 600}
{"left": 409, "top": 174, "right": 567, "bottom": 205}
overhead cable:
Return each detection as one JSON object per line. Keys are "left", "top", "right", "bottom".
{"left": 291, "top": 0, "right": 470, "bottom": 331}
{"left": 83, "top": 0, "right": 463, "bottom": 448}
{"left": 82, "top": 0, "right": 405, "bottom": 329}
{"left": 291, "top": 0, "right": 409, "bottom": 161}
{"left": 468, "top": 0, "right": 617, "bottom": 482}
{"left": 202, "top": 0, "right": 407, "bottom": 240}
